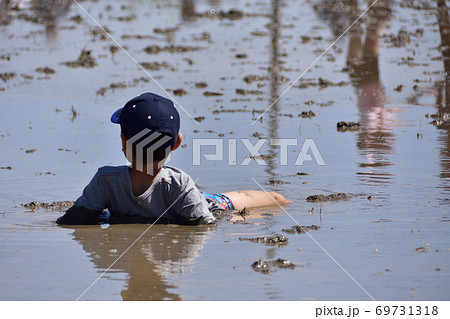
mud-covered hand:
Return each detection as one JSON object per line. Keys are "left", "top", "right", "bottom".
{"left": 56, "top": 205, "right": 101, "bottom": 225}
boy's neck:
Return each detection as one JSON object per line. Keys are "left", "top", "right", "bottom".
{"left": 128, "top": 166, "right": 163, "bottom": 196}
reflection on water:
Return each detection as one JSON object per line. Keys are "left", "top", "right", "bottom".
{"left": 70, "top": 224, "right": 214, "bottom": 300}
{"left": 435, "top": 0, "right": 450, "bottom": 198}
{"left": 181, "top": 0, "right": 223, "bottom": 21}
{"left": 265, "top": 0, "right": 281, "bottom": 178}
{"left": 0, "top": 0, "right": 12, "bottom": 25}
{"left": 31, "top": 0, "right": 71, "bottom": 40}
{"left": 181, "top": 0, "right": 196, "bottom": 21}
{"left": 346, "top": 0, "right": 397, "bottom": 183}
{"left": 316, "top": 0, "right": 398, "bottom": 184}
{"left": 0, "top": 0, "right": 71, "bottom": 40}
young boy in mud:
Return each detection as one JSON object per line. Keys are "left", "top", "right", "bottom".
{"left": 56, "top": 92, "right": 290, "bottom": 225}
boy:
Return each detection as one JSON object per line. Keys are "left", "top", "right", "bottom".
{"left": 56, "top": 92, "right": 290, "bottom": 225}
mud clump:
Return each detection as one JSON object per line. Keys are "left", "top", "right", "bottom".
{"left": 215, "top": 9, "right": 244, "bottom": 20}
{"left": 195, "top": 82, "right": 208, "bottom": 89}
{"left": 96, "top": 77, "right": 150, "bottom": 96}
{"left": 239, "top": 235, "right": 288, "bottom": 246}
{"left": 243, "top": 74, "right": 269, "bottom": 84}
{"left": 70, "top": 15, "right": 83, "bottom": 24}
{"left": 235, "top": 53, "right": 248, "bottom": 59}
{"left": 337, "top": 121, "right": 361, "bottom": 132}
{"left": 196, "top": 9, "right": 244, "bottom": 20}
{"left": 272, "top": 258, "right": 296, "bottom": 269}
{"left": 393, "top": 84, "right": 404, "bottom": 92}
{"left": 121, "top": 34, "right": 156, "bottom": 40}
{"left": 36, "top": 67, "right": 55, "bottom": 74}
{"left": 282, "top": 225, "right": 321, "bottom": 235}
{"left": 236, "top": 88, "right": 264, "bottom": 95}
{"left": 306, "top": 193, "right": 350, "bottom": 202}
{"left": 23, "top": 201, "right": 74, "bottom": 211}
{"left": 113, "top": 14, "right": 136, "bottom": 22}
{"left": 299, "top": 111, "right": 316, "bottom": 118}
{"left": 193, "top": 116, "right": 205, "bottom": 122}
{"left": 140, "top": 61, "right": 172, "bottom": 71}
{"left": 248, "top": 154, "right": 273, "bottom": 161}
{"left": 96, "top": 82, "right": 127, "bottom": 96}
{"left": 251, "top": 258, "right": 297, "bottom": 274}
{"left": 192, "top": 31, "right": 211, "bottom": 41}
{"left": 62, "top": 49, "right": 97, "bottom": 68}
{"left": 386, "top": 30, "right": 412, "bottom": 47}
{"left": 144, "top": 45, "right": 201, "bottom": 54}
{"left": 244, "top": 74, "right": 288, "bottom": 84}
{"left": 251, "top": 31, "right": 269, "bottom": 37}
{"left": 415, "top": 247, "right": 429, "bottom": 253}
{"left": 203, "top": 91, "right": 223, "bottom": 96}
{"left": 0, "top": 72, "right": 16, "bottom": 82}
{"left": 153, "top": 26, "right": 178, "bottom": 35}
{"left": 425, "top": 113, "right": 450, "bottom": 127}
{"left": 0, "top": 166, "right": 12, "bottom": 170}
{"left": 301, "top": 35, "right": 323, "bottom": 43}
{"left": 268, "top": 179, "right": 290, "bottom": 185}
{"left": 173, "top": 88, "right": 187, "bottom": 96}
{"left": 297, "top": 77, "right": 349, "bottom": 89}
{"left": 251, "top": 260, "right": 271, "bottom": 273}
{"left": 195, "top": 82, "right": 208, "bottom": 88}
{"left": 289, "top": 172, "right": 308, "bottom": 177}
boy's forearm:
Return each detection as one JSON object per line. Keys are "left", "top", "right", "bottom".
{"left": 178, "top": 216, "right": 216, "bottom": 225}
{"left": 56, "top": 205, "right": 101, "bottom": 225}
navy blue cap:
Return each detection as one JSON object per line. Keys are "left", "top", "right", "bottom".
{"left": 111, "top": 92, "right": 180, "bottom": 147}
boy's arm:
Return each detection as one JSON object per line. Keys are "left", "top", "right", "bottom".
{"left": 56, "top": 168, "right": 108, "bottom": 225}
{"left": 56, "top": 205, "right": 101, "bottom": 225}
{"left": 174, "top": 178, "right": 216, "bottom": 225}
{"left": 178, "top": 215, "right": 216, "bottom": 225}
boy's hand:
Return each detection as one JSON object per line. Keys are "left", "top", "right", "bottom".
{"left": 179, "top": 216, "right": 216, "bottom": 225}
{"left": 56, "top": 206, "right": 101, "bottom": 225}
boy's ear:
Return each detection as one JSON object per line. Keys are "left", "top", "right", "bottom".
{"left": 172, "top": 133, "right": 183, "bottom": 151}
{"left": 121, "top": 133, "right": 127, "bottom": 153}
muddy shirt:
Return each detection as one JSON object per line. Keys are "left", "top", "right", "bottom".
{"left": 73, "top": 165, "right": 215, "bottom": 223}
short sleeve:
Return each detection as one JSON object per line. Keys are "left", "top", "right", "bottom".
{"left": 173, "top": 176, "right": 215, "bottom": 221}
{"left": 74, "top": 169, "right": 108, "bottom": 212}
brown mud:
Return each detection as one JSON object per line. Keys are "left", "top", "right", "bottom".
{"left": 194, "top": 9, "right": 244, "bottom": 20}
{"left": 35, "top": 67, "right": 55, "bottom": 74}
{"left": 61, "top": 49, "right": 97, "bottom": 68}
{"left": 22, "top": 201, "right": 74, "bottom": 211}
{"left": 239, "top": 235, "right": 288, "bottom": 246}
{"left": 251, "top": 258, "right": 297, "bottom": 274}
{"left": 425, "top": 112, "right": 450, "bottom": 126}
{"left": 306, "top": 193, "right": 351, "bottom": 202}
{"left": 282, "top": 225, "right": 321, "bottom": 235}
{"left": 203, "top": 91, "right": 223, "bottom": 96}
{"left": 0, "top": 72, "right": 16, "bottom": 82}
{"left": 139, "top": 61, "right": 173, "bottom": 71}
{"left": 144, "top": 44, "right": 202, "bottom": 54}
{"left": 299, "top": 111, "right": 316, "bottom": 118}
{"left": 336, "top": 121, "right": 362, "bottom": 132}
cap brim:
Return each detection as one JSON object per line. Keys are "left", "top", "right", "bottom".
{"left": 111, "top": 108, "right": 122, "bottom": 124}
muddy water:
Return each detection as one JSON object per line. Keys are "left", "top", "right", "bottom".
{"left": 1, "top": 0, "right": 449, "bottom": 300}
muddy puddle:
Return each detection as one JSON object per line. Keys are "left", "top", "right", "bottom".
{"left": 1, "top": 0, "right": 449, "bottom": 300}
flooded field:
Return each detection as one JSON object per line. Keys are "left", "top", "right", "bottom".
{"left": 0, "top": 0, "right": 449, "bottom": 300}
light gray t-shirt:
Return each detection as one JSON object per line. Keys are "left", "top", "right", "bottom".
{"left": 75, "top": 165, "right": 215, "bottom": 222}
